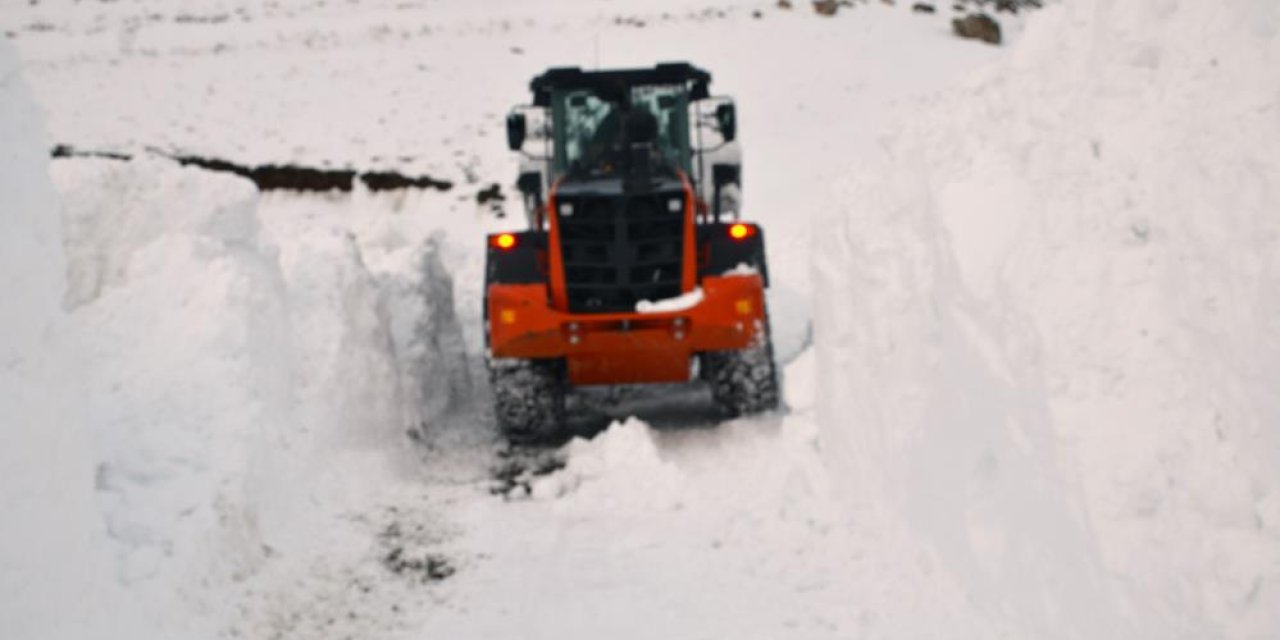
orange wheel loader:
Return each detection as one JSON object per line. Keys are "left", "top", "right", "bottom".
{"left": 486, "top": 63, "right": 778, "bottom": 442}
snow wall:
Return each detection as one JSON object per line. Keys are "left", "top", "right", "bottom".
{"left": 815, "top": 1, "right": 1280, "bottom": 638}
{"left": 48, "top": 151, "right": 469, "bottom": 633}
{"left": 0, "top": 41, "right": 147, "bottom": 640}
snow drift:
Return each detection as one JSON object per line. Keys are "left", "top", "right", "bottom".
{"left": 0, "top": 41, "right": 146, "bottom": 640}
{"left": 816, "top": 1, "right": 1280, "bottom": 637}
{"left": 530, "top": 417, "right": 687, "bottom": 511}
{"left": 53, "top": 157, "right": 296, "bottom": 631}
{"left": 46, "top": 152, "right": 469, "bottom": 632}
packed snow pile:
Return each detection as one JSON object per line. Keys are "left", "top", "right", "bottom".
{"left": 375, "top": 235, "right": 472, "bottom": 433}
{"left": 44, "top": 153, "right": 469, "bottom": 633}
{"left": 0, "top": 42, "right": 147, "bottom": 640}
{"left": 53, "top": 158, "right": 299, "bottom": 631}
{"left": 816, "top": 1, "right": 1280, "bottom": 637}
{"left": 530, "top": 418, "right": 687, "bottom": 512}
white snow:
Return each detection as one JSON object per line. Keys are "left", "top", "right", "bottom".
{"left": 2, "top": 0, "right": 1276, "bottom": 638}
{"left": 722, "top": 262, "right": 759, "bottom": 276}
{"left": 816, "top": 1, "right": 1280, "bottom": 637}
{"left": 529, "top": 417, "right": 687, "bottom": 510}
{"left": 45, "top": 154, "right": 474, "bottom": 637}
{"left": 0, "top": 40, "right": 146, "bottom": 640}
{"left": 635, "top": 286, "right": 705, "bottom": 313}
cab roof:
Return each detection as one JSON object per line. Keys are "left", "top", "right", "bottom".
{"left": 529, "top": 63, "right": 712, "bottom": 107}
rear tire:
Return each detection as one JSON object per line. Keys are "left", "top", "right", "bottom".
{"left": 489, "top": 358, "right": 567, "bottom": 444}
{"left": 703, "top": 318, "right": 780, "bottom": 418}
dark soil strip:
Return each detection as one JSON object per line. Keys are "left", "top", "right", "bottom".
{"left": 50, "top": 144, "right": 454, "bottom": 194}
{"left": 51, "top": 144, "right": 131, "bottom": 161}
{"left": 168, "top": 153, "right": 358, "bottom": 192}
{"left": 361, "top": 171, "right": 453, "bottom": 192}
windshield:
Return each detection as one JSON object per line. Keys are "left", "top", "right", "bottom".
{"left": 551, "top": 84, "right": 691, "bottom": 177}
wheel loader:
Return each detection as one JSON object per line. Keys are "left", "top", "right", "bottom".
{"left": 486, "top": 63, "right": 778, "bottom": 441}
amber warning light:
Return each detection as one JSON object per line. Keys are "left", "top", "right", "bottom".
{"left": 728, "top": 223, "right": 754, "bottom": 240}
{"left": 492, "top": 233, "right": 517, "bottom": 250}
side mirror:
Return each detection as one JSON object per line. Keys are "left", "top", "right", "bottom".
{"left": 711, "top": 163, "right": 741, "bottom": 220}
{"left": 506, "top": 112, "right": 527, "bottom": 151}
{"left": 712, "top": 163, "right": 740, "bottom": 187}
{"left": 715, "top": 103, "right": 736, "bottom": 142}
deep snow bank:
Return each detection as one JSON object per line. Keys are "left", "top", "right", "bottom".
{"left": 50, "top": 153, "right": 468, "bottom": 632}
{"left": 0, "top": 42, "right": 144, "bottom": 640}
{"left": 816, "top": 1, "right": 1279, "bottom": 637}
{"left": 54, "top": 157, "right": 297, "bottom": 630}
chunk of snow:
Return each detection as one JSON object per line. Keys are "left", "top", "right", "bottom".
{"left": 635, "top": 287, "right": 704, "bottom": 314}
{"left": 722, "top": 262, "right": 759, "bottom": 276}
{"left": 530, "top": 417, "right": 685, "bottom": 513}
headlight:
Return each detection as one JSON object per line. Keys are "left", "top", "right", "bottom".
{"left": 558, "top": 202, "right": 574, "bottom": 216}
{"left": 667, "top": 197, "right": 683, "bottom": 213}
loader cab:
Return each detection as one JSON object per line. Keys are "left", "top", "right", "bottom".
{"left": 551, "top": 84, "right": 693, "bottom": 179}
{"left": 507, "top": 63, "right": 741, "bottom": 224}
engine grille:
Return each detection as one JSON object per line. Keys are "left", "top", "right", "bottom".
{"left": 556, "top": 192, "right": 686, "bottom": 313}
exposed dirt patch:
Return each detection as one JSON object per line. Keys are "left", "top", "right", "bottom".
{"left": 475, "top": 182, "right": 505, "bottom": 216}
{"left": 475, "top": 182, "right": 503, "bottom": 205}
{"left": 949, "top": 0, "right": 1039, "bottom": 14}
{"left": 362, "top": 170, "right": 453, "bottom": 192}
{"left": 381, "top": 547, "right": 455, "bottom": 583}
{"left": 168, "top": 153, "right": 359, "bottom": 191}
{"left": 490, "top": 446, "right": 566, "bottom": 499}
{"left": 228, "top": 496, "right": 461, "bottom": 640}
{"left": 951, "top": 12, "right": 1001, "bottom": 45}
{"left": 376, "top": 507, "right": 458, "bottom": 584}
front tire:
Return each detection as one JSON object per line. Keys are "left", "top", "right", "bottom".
{"left": 489, "top": 358, "right": 567, "bottom": 444}
{"left": 703, "top": 318, "right": 780, "bottom": 418}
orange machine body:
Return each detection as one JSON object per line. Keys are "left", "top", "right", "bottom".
{"left": 486, "top": 274, "right": 765, "bottom": 386}
{"left": 487, "top": 171, "right": 767, "bottom": 387}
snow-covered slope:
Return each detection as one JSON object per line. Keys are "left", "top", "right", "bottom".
{"left": 0, "top": 41, "right": 145, "bottom": 640}
{"left": 816, "top": 1, "right": 1280, "bottom": 637}
{"left": 47, "top": 153, "right": 471, "bottom": 636}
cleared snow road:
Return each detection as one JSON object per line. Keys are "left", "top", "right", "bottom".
{"left": 227, "top": 4, "right": 1006, "bottom": 636}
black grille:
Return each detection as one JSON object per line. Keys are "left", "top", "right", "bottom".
{"left": 557, "top": 192, "right": 686, "bottom": 313}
